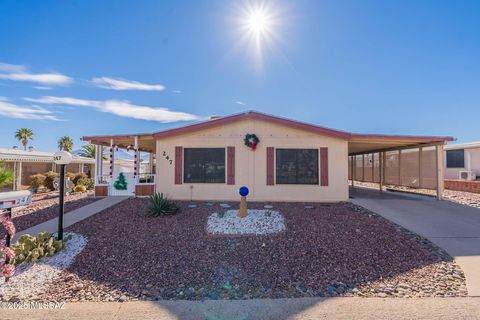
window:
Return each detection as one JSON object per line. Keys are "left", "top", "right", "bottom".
{"left": 184, "top": 148, "right": 225, "bottom": 183}
{"left": 276, "top": 149, "right": 319, "bottom": 184}
{"left": 446, "top": 149, "right": 465, "bottom": 168}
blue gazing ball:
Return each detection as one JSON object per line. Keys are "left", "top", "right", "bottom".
{"left": 239, "top": 186, "right": 249, "bottom": 197}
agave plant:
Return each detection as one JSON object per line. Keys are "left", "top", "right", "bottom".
{"left": 145, "top": 193, "right": 179, "bottom": 217}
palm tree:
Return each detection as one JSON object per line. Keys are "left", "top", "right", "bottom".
{"left": 14, "top": 128, "right": 34, "bottom": 151}
{"left": 0, "top": 161, "right": 14, "bottom": 187}
{"left": 58, "top": 136, "right": 74, "bottom": 152}
{"left": 79, "top": 144, "right": 106, "bottom": 160}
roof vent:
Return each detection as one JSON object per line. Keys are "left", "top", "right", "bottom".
{"left": 28, "top": 146, "right": 34, "bottom": 152}
{"left": 209, "top": 115, "right": 222, "bottom": 120}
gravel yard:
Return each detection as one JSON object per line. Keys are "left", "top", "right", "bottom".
{"left": 29, "top": 198, "right": 467, "bottom": 302}
{"left": 0, "top": 192, "right": 99, "bottom": 238}
{"left": 0, "top": 233, "right": 87, "bottom": 301}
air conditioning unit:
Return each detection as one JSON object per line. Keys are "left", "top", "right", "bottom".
{"left": 459, "top": 171, "right": 476, "bottom": 181}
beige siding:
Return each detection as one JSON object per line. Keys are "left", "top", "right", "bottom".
{"left": 155, "top": 118, "right": 348, "bottom": 202}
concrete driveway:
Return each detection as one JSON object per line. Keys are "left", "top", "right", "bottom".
{"left": 350, "top": 187, "right": 480, "bottom": 296}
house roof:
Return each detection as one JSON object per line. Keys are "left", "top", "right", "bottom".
{"left": 81, "top": 110, "right": 455, "bottom": 155}
{"left": 0, "top": 148, "right": 95, "bottom": 163}
{"left": 152, "top": 111, "right": 353, "bottom": 140}
{"left": 444, "top": 141, "right": 480, "bottom": 150}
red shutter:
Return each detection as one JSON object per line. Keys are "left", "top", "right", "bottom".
{"left": 227, "top": 146, "right": 235, "bottom": 185}
{"left": 320, "top": 147, "right": 329, "bottom": 186}
{"left": 175, "top": 146, "right": 183, "bottom": 184}
{"left": 266, "top": 147, "right": 274, "bottom": 185}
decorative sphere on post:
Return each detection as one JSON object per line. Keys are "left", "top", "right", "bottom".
{"left": 239, "top": 186, "right": 249, "bottom": 197}
{"left": 238, "top": 186, "right": 249, "bottom": 218}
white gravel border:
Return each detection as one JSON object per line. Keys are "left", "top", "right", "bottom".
{"left": 207, "top": 209, "right": 286, "bottom": 235}
{"left": 0, "top": 232, "right": 87, "bottom": 300}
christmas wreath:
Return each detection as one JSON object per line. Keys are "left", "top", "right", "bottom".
{"left": 244, "top": 133, "right": 260, "bottom": 150}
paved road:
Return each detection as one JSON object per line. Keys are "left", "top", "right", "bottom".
{"left": 351, "top": 187, "right": 480, "bottom": 296}
{"left": 1, "top": 297, "right": 479, "bottom": 320}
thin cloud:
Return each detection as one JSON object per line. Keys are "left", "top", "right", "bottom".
{"left": 33, "top": 86, "right": 53, "bottom": 90}
{"left": 25, "top": 96, "right": 201, "bottom": 123}
{"left": 172, "top": 90, "right": 182, "bottom": 94}
{"left": 91, "top": 77, "right": 165, "bottom": 91}
{"left": 0, "top": 62, "right": 72, "bottom": 86}
{"left": 235, "top": 101, "right": 247, "bottom": 106}
{"left": 0, "top": 99, "right": 61, "bottom": 121}
{"left": 0, "top": 63, "right": 27, "bottom": 72}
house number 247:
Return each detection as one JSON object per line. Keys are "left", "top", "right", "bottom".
{"left": 162, "top": 151, "right": 173, "bottom": 165}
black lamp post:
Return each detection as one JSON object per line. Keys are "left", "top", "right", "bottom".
{"left": 57, "top": 163, "right": 66, "bottom": 241}
{"left": 53, "top": 151, "right": 73, "bottom": 242}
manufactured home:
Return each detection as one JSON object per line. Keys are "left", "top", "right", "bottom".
{"left": 82, "top": 111, "right": 453, "bottom": 202}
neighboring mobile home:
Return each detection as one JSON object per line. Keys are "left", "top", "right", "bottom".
{"left": 82, "top": 111, "right": 454, "bottom": 201}
{"left": 444, "top": 141, "right": 480, "bottom": 181}
{"left": 0, "top": 148, "right": 94, "bottom": 191}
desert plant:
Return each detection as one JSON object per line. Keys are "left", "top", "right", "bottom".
{"left": 145, "top": 193, "right": 179, "bottom": 217}
{"left": 30, "top": 173, "right": 46, "bottom": 192}
{"left": 72, "top": 172, "right": 87, "bottom": 185}
{"left": 14, "top": 128, "right": 33, "bottom": 151}
{"left": 57, "top": 136, "right": 74, "bottom": 152}
{"left": 11, "top": 232, "right": 72, "bottom": 265}
{"left": 0, "top": 161, "right": 13, "bottom": 187}
{"left": 74, "top": 184, "right": 86, "bottom": 193}
{"left": 44, "top": 171, "right": 59, "bottom": 191}
{"left": 66, "top": 172, "right": 76, "bottom": 181}
{"left": 74, "top": 175, "right": 94, "bottom": 190}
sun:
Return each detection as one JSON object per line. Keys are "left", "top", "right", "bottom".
{"left": 246, "top": 8, "right": 270, "bottom": 37}
{"left": 235, "top": 2, "right": 280, "bottom": 68}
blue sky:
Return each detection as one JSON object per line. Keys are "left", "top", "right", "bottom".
{"left": 0, "top": 0, "right": 479, "bottom": 151}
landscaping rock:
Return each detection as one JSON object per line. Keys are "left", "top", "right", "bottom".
{"left": 29, "top": 199, "right": 467, "bottom": 302}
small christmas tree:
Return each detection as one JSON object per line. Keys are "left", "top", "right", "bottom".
{"left": 113, "top": 172, "right": 128, "bottom": 190}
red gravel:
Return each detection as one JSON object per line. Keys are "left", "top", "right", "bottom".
{"left": 42, "top": 198, "right": 466, "bottom": 301}
{"left": 0, "top": 193, "right": 99, "bottom": 238}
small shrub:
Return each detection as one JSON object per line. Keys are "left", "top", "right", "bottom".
{"left": 72, "top": 172, "right": 87, "bottom": 186}
{"left": 11, "top": 232, "right": 72, "bottom": 265}
{"left": 30, "top": 174, "right": 46, "bottom": 192}
{"left": 75, "top": 176, "right": 94, "bottom": 190}
{"left": 44, "top": 171, "right": 59, "bottom": 191}
{"left": 74, "top": 184, "right": 87, "bottom": 192}
{"left": 145, "top": 193, "right": 179, "bottom": 217}
{"left": 66, "top": 172, "right": 76, "bottom": 181}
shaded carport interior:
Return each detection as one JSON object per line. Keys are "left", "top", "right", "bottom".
{"left": 348, "top": 134, "right": 455, "bottom": 199}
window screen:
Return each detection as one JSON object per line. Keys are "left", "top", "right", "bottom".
{"left": 184, "top": 148, "right": 225, "bottom": 183}
{"left": 446, "top": 150, "right": 464, "bottom": 168}
{"left": 276, "top": 149, "right": 319, "bottom": 184}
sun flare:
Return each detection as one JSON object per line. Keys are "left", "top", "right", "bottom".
{"left": 235, "top": 1, "right": 281, "bottom": 68}
{"left": 246, "top": 8, "right": 270, "bottom": 37}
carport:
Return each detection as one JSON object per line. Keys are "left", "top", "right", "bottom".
{"left": 348, "top": 134, "right": 455, "bottom": 199}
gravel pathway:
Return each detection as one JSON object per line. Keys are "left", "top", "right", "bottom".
{"left": 0, "top": 233, "right": 87, "bottom": 301}
{"left": 32, "top": 199, "right": 467, "bottom": 302}
{"left": 207, "top": 209, "right": 286, "bottom": 235}
{"left": 0, "top": 193, "right": 99, "bottom": 238}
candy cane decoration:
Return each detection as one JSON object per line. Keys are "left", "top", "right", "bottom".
{"left": 109, "top": 144, "right": 118, "bottom": 177}
{"left": 1, "top": 209, "right": 16, "bottom": 281}
{"left": 126, "top": 144, "right": 138, "bottom": 178}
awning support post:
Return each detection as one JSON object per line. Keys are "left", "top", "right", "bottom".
{"left": 436, "top": 144, "right": 445, "bottom": 200}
